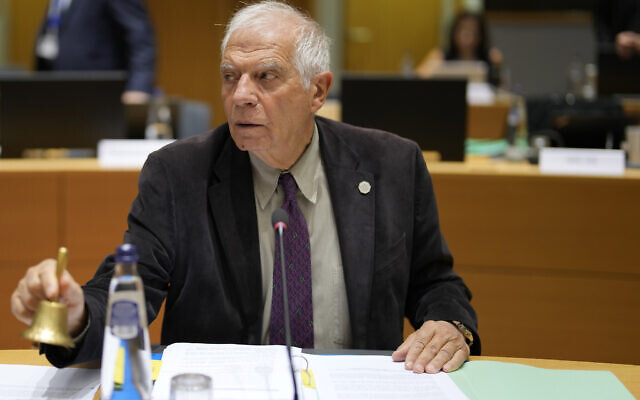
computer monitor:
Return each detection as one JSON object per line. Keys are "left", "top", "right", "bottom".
{"left": 597, "top": 48, "right": 640, "bottom": 96}
{"left": 527, "top": 96, "right": 630, "bottom": 149}
{"left": 341, "top": 75, "right": 467, "bottom": 161}
{"left": 0, "top": 71, "right": 127, "bottom": 158}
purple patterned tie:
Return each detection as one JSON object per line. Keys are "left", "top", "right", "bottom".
{"left": 270, "top": 173, "right": 314, "bottom": 348}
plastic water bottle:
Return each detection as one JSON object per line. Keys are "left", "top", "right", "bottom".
{"left": 145, "top": 95, "right": 173, "bottom": 140}
{"left": 101, "top": 244, "right": 152, "bottom": 400}
{"left": 505, "top": 87, "right": 528, "bottom": 162}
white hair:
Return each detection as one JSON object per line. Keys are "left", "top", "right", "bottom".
{"left": 221, "top": 1, "right": 330, "bottom": 88}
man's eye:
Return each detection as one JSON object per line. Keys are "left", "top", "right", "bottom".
{"left": 222, "top": 73, "right": 236, "bottom": 82}
{"left": 261, "top": 72, "right": 276, "bottom": 80}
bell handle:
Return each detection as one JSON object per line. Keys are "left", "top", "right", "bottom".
{"left": 55, "top": 247, "right": 68, "bottom": 302}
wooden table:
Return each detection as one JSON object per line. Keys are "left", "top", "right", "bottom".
{"left": 0, "top": 350, "right": 637, "bottom": 398}
{"left": 1, "top": 158, "right": 640, "bottom": 366}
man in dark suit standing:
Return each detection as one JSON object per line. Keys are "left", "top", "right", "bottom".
{"left": 35, "top": 0, "right": 155, "bottom": 102}
{"left": 13, "top": 1, "right": 479, "bottom": 374}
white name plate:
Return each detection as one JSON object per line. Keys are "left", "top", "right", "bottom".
{"left": 539, "top": 147, "right": 625, "bottom": 176}
{"left": 98, "top": 139, "right": 175, "bottom": 169}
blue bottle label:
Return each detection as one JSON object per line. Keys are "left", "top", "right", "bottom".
{"left": 109, "top": 300, "right": 140, "bottom": 339}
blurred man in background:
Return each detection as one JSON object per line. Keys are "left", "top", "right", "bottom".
{"left": 35, "top": 0, "right": 156, "bottom": 103}
{"left": 595, "top": 0, "right": 640, "bottom": 59}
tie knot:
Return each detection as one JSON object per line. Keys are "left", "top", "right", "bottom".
{"left": 278, "top": 173, "right": 298, "bottom": 203}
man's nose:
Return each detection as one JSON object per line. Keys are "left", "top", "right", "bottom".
{"left": 233, "top": 74, "right": 258, "bottom": 106}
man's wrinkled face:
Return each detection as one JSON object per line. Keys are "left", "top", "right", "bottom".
{"left": 221, "top": 22, "right": 315, "bottom": 159}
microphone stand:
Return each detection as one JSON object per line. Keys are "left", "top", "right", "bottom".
{"left": 276, "top": 221, "right": 299, "bottom": 400}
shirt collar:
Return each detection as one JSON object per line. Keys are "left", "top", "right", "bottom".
{"left": 250, "top": 124, "right": 321, "bottom": 210}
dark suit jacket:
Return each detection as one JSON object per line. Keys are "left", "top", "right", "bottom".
{"left": 35, "top": 0, "right": 155, "bottom": 93}
{"left": 46, "top": 117, "right": 479, "bottom": 366}
{"left": 595, "top": 0, "right": 640, "bottom": 43}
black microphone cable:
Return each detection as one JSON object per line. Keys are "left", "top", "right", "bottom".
{"left": 272, "top": 208, "right": 299, "bottom": 400}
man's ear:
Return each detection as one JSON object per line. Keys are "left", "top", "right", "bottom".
{"left": 310, "top": 71, "right": 333, "bottom": 113}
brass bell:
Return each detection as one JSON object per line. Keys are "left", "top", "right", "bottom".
{"left": 22, "top": 247, "right": 75, "bottom": 348}
{"left": 22, "top": 301, "right": 75, "bottom": 348}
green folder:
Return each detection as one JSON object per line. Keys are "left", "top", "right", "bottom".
{"left": 449, "top": 361, "right": 635, "bottom": 400}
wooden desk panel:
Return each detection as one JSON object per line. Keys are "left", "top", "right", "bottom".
{"left": 432, "top": 173, "right": 640, "bottom": 275}
{"left": 460, "top": 265, "right": 639, "bottom": 364}
{"left": 61, "top": 171, "right": 139, "bottom": 269}
{"left": 0, "top": 173, "right": 61, "bottom": 349}
{"left": 0, "top": 173, "right": 60, "bottom": 265}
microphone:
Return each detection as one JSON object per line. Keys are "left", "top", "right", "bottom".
{"left": 272, "top": 208, "right": 289, "bottom": 233}
{"left": 271, "top": 208, "right": 298, "bottom": 400}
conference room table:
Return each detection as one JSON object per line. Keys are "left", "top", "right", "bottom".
{"left": 1, "top": 157, "right": 640, "bottom": 367}
{"left": 0, "top": 349, "right": 638, "bottom": 398}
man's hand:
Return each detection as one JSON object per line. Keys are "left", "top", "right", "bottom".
{"left": 121, "top": 90, "right": 151, "bottom": 104}
{"left": 10, "top": 259, "right": 87, "bottom": 337}
{"left": 392, "top": 320, "right": 469, "bottom": 374}
{"left": 615, "top": 31, "right": 640, "bottom": 59}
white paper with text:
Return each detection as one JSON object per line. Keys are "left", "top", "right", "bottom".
{"left": 152, "top": 343, "right": 302, "bottom": 400}
{"left": 0, "top": 364, "right": 99, "bottom": 400}
{"left": 307, "top": 354, "right": 470, "bottom": 400}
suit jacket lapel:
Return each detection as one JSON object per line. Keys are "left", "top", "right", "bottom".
{"left": 208, "top": 136, "right": 263, "bottom": 343}
{"left": 318, "top": 119, "right": 375, "bottom": 348}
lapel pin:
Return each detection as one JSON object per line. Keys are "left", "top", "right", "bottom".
{"left": 358, "top": 180, "right": 371, "bottom": 195}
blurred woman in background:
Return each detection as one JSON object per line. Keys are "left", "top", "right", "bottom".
{"left": 416, "top": 12, "right": 503, "bottom": 86}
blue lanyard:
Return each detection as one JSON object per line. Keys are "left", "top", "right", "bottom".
{"left": 45, "top": 0, "right": 66, "bottom": 30}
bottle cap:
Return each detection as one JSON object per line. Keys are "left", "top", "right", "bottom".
{"left": 115, "top": 243, "right": 138, "bottom": 263}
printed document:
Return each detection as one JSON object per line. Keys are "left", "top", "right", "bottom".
{"left": 152, "top": 343, "right": 302, "bottom": 400}
{"left": 0, "top": 364, "right": 99, "bottom": 400}
{"left": 308, "top": 354, "right": 470, "bottom": 400}
{"left": 153, "top": 343, "right": 469, "bottom": 400}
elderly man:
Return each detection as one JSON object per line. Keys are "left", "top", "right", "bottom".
{"left": 11, "top": 1, "right": 479, "bottom": 374}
